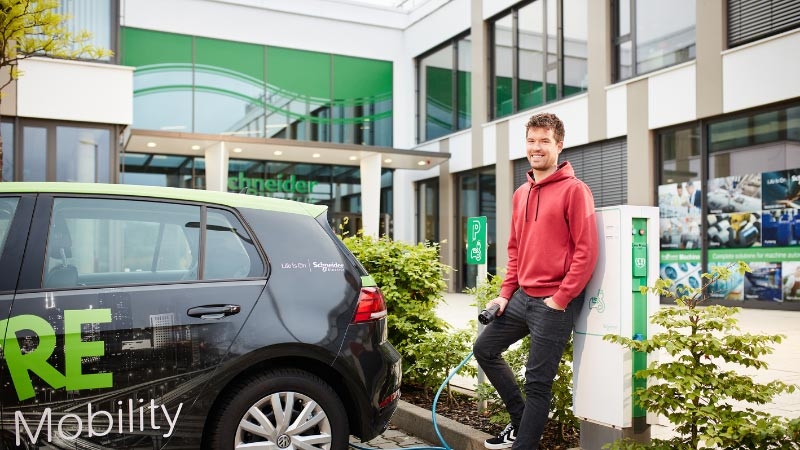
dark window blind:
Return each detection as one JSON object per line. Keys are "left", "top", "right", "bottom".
{"left": 728, "top": 0, "right": 800, "bottom": 48}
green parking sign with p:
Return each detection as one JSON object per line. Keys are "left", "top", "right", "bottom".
{"left": 466, "top": 216, "right": 487, "bottom": 265}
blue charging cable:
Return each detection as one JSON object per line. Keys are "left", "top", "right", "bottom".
{"left": 348, "top": 350, "right": 476, "bottom": 450}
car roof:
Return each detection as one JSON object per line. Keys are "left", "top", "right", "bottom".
{"left": 0, "top": 182, "right": 328, "bottom": 217}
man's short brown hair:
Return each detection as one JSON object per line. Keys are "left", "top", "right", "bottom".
{"left": 525, "top": 112, "right": 565, "bottom": 143}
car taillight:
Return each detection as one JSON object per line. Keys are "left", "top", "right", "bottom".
{"left": 352, "top": 287, "right": 388, "bottom": 323}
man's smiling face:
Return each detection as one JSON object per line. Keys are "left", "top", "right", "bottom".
{"left": 526, "top": 126, "right": 563, "bottom": 171}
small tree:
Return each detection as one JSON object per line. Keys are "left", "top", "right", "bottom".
{"left": 0, "top": 0, "right": 112, "bottom": 180}
{"left": 604, "top": 262, "right": 800, "bottom": 449}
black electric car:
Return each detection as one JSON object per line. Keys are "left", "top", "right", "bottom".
{"left": 0, "top": 182, "right": 401, "bottom": 450}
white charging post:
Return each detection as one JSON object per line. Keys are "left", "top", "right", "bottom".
{"left": 573, "top": 205, "right": 660, "bottom": 450}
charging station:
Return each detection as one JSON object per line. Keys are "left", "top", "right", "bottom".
{"left": 573, "top": 205, "right": 660, "bottom": 450}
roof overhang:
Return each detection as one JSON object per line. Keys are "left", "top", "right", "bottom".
{"left": 123, "top": 129, "right": 449, "bottom": 170}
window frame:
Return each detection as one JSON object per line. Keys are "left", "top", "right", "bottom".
{"left": 415, "top": 30, "right": 472, "bottom": 143}
{"left": 489, "top": 0, "right": 586, "bottom": 120}
{"left": 612, "top": 0, "right": 697, "bottom": 82}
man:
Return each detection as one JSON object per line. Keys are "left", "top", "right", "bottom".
{"left": 686, "top": 181, "right": 702, "bottom": 212}
{"left": 474, "top": 112, "right": 599, "bottom": 449}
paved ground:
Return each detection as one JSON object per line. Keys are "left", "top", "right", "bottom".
{"left": 350, "top": 427, "right": 437, "bottom": 449}
{"left": 350, "top": 292, "right": 800, "bottom": 448}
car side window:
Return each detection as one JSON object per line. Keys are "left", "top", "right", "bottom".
{"left": 203, "top": 208, "right": 264, "bottom": 280}
{"left": 43, "top": 198, "right": 201, "bottom": 288}
{"left": 0, "top": 197, "right": 19, "bottom": 256}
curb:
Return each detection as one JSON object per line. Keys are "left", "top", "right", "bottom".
{"left": 391, "top": 399, "right": 492, "bottom": 450}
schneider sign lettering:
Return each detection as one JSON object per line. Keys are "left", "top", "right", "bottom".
{"left": 228, "top": 172, "right": 318, "bottom": 195}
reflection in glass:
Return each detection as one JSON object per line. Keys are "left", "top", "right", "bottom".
{"left": 196, "top": 38, "right": 265, "bottom": 136}
{"left": 23, "top": 127, "right": 46, "bottom": 181}
{"left": 617, "top": 41, "right": 632, "bottom": 80}
{"left": 56, "top": 127, "right": 111, "bottom": 183}
{"left": 416, "top": 178, "right": 439, "bottom": 243}
{"left": 707, "top": 104, "right": 800, "bottom": 179}
{"left": 492, "top": 0, "right": 587, "bottom": 118}
{"left": 634, "top": 0, "right": 695, "bottom": 74}
{"left": 2, "top": 122, "right": 13, "bottom": 181}
{"left": 518, "top": 2, "right": 544, "bottom": 110}
{"left": 546, "top": 0, "right": 558, "bottom": 100}
{"left": 57, "top": 0, "right": 113, "bottom": 61}
{"left": 617, "top": 0, "right": 630, "bottom": 36}
{"left": 0, "top": 197, "right": 19, "bottom": 255}
{"left": 125, "top": 29, "right": 392, "bottom": 147}
{"left": 659, "top": 125, "right": 700, "bottom": 185}
{"left": 457, "top": 35, "right": 472, "bottom": 130}
{"left": 494, "top": 13, "right": 514, "bottom": 117}
{"left": 421, "top": 45, "right": 454, "bottom": 141}
{"left": 121, "top": 153, "right": 204, "bottom": 189}
{"left": 563, "top": 0, "right": 588, "bottom": 95}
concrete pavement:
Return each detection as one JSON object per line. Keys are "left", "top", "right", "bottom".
{"left": 350, "top": 292, "right": 800, "bottom": 448}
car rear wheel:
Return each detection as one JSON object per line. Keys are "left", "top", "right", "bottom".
{"left": 206, "top": 368, "right": 349, "bottom": 450}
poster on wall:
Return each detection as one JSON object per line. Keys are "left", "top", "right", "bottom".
{"left": 706, "top": 174, "right": 762, "bottom": 214}
{"left": 660, "top": 168, "right": 800, "bottom": 304}
{"left": 658, "top": 182, "right": 701, "bottom": 250}
{"left": 762, "top": 169, "right": 800, "bottom": 210}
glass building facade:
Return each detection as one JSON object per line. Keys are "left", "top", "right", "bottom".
{"left": 121, "top": 28, "right": 393, "bottom": 146}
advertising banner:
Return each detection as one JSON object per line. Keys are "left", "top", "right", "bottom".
{"left": 659, "top": 168, "right": 800, "bottom": 303}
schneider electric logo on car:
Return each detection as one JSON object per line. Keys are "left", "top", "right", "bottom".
{"left": 1, "top": 308, "right": 184, "bottom": 445}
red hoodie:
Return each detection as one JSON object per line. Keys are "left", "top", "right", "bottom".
{"left": 499, "top": 161, "right": 599, "bottom": 309}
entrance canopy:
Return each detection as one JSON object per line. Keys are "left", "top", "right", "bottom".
{"left": 123, "top": 129, "right": 450, "bottom": 170}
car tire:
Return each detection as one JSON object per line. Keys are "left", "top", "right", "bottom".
{"left": 206, "top": 368, "right": 349, "bottom": 450}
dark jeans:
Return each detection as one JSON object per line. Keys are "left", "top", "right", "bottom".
{"left": 473, "top": 289, "right": 584, "bottom": 450}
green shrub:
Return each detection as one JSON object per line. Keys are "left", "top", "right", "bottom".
{"left": 405, "top": 326, "right": 478, "bottom": 397}
{"left": 342, "top": 232, "right": 451, "bottom": 384}
{"left": 604, "top": 262, "right": 800, "bottom": 449}
{"left": 468, "top": 273, "right": 578, "bottom": 441}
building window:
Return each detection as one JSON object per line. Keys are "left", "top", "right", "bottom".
{"left": 415, "top": 178, "right": 439, "bottom": 243}
{"left": 18, "top": 120, "right": 115, "bottom": 183}
{"left": 491, "top": 0, "right": 588, "bottom": 119}
{"left": 659, "top": 124, "right": 701, "bottom": 184}
{"left": 120, "top": 153, "right": 204, "bottom": 189}
{"left": 727, "top": 0, "right": 800, "bottom": 48}
{"left": 417, "top": 33, "right": 472, "bottom": 142}
{"left": 613, "top": 0, "right": 696, "bottom": 82}
{"left": 57, "top": 0, "right": 117, "bottom": 62}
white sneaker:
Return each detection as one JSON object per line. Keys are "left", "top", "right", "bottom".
{"left": 484, "top": 423, "right": 516, "bottom": 449}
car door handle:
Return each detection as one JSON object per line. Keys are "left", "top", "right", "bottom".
{"left": 187, "top": 304, "right": 241, "bottom": 320}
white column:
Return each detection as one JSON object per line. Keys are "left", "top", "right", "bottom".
{"left": 392, "top": 169, "right": 415, "bottom": 242}
{"left": 205, "top": 142, "right": 229, "bottom": 192}
{"left": 360, "top": 153, "right": 382, "bottom": 237}
{"left": 77, "top": 132, "right": 97, "bottom": 182}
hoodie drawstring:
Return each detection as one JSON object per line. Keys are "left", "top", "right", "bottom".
{"left": 525, "top": 185, "right": 541, "bottom": 222}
